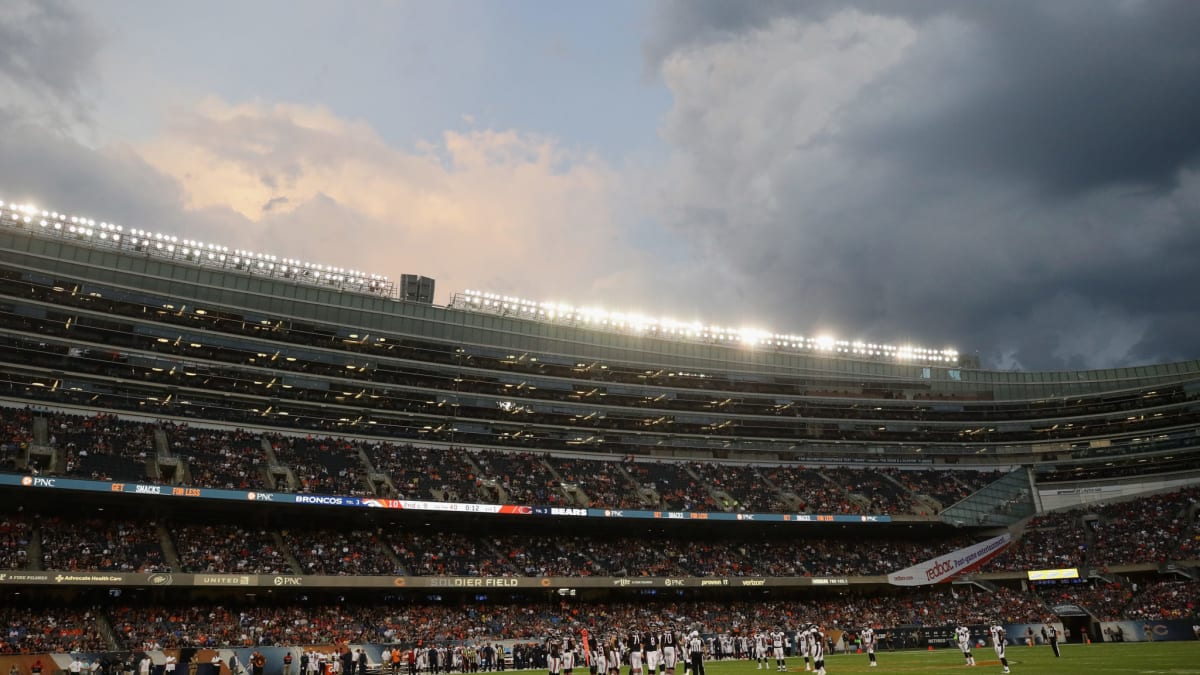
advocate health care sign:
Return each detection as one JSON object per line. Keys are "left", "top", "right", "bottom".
{"left": 887, "top": 533, "right": 1013, "bottom": 586}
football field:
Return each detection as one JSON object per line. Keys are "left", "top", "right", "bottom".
{"left": 690, "top": 642, "right": 1200, "bottom": 675}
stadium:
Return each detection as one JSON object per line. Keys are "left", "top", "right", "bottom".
{"left": 0, "top": 196, "right": 1197, "bottom": 675}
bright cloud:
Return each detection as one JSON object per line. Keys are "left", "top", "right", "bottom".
{"left": 136, "top": 98, "right": 646, "bottom": 303}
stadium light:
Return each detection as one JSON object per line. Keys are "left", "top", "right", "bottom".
{"left": 449, "top": 288, "right": 961, "bottom": 365}
{"left": 0, "top": 192, "right": 398, "bottom": 300}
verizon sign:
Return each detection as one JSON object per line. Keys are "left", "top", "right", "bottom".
{"left": 887, "top": 533, "right": 1012, "bottom": 586}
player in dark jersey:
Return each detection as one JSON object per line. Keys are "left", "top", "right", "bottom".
{"left": 606, "top": 635, "right": 621, "bottom": 675}
{"left": 644, "top": 631, "right": 661, "bottom": 675}
{"left": 661, "top": 627, "right": 678, "bottom": 675}
{"left": 548, "top": 633, "right": 563, "bottom": 675}
{"left": 629, "top": 629, "right": 644, "bottom": 675}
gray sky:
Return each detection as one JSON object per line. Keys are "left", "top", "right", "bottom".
{"left": 2, "top": 0, "right": 1199, "bottom": 371}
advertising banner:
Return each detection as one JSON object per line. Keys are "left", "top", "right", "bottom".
{"left": 0, "top": 473, "right": 892, "bottom": 524}
{"left": 0, "top": 571, "right": 863, "bottom": 590}
{"left": 887, "top": 533, "right": 1012, "bottom": 586}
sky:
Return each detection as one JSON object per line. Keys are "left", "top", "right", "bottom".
{"left": 2, "top": 0, "right": 1199, "bottom": 371}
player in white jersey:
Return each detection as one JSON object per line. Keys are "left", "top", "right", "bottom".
{"left": 754, "top": 632, "right": 768, "bottom": 670}
{"left": 862, "top": 626, "right": 878, "bottom": 667}
{"left": 796, "top": 624, "right": 816, "bottom": 667}
{"left": 956, "top": 626, "right": 976, "bottom": 666}
{"left": 771, "top": 631, "right": 786, "bottom": 671}
{"left": 990, "top": 626, "right": 1010, "bottom": 674}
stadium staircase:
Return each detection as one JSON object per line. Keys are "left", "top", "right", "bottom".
{"left": 153, "top": 427, "right": 170, "bottom": 456}
{"left": 32, "top": 416, "right": 49, "bottom": 444}
{"left": 151, "top": 428, "right": 181, "bottom": 482}
{"left": 93, "top": 612, "right": 121, "bottom": 651}
{"left": 616, "top": 463, "right": 660, "bottom": 507}
{"left": 939, "top": 467, "right": 1038, "bottom": 527}
{"left": 815, "top": 470, "right": 872, "bottom": 512}
{"left": 878, "top": 471, "right": 940, "bottom": 515}
{"left": 143, "top": 453, "right": 163, "bottom": 483}
{"left": 758, "top": 470, "right": 803, "bottom": 511}
{"left": 273, "top": 532, "right": 304, "bottom": 575}
{"left": 478, "top": 476, "right": 506, "bottom": 503}
{"left": 912, "top": 493, "right": 943, "bottom": 515}
{"left": 27, "top": 525, "right": 43, "bottom": 570}
{"left": 27, "top": 415, "right": 56, "bottom": 472}
{"left": 951, "top": 577, "right": 999, "bottom": 593}
{"left": 158, "top": 522, "right": 183, "bottom": 572}
{"left": 537, "top": 459, "right": 589, "bottom": 507}
{"left": 462, "top": 453, "right": 489, "bottom": 502}
{"left": 377, "top": 535, "right": 404, "bottom": 571}
{"left": 681, "top": 463, "right": 738, "bottom": 511}
{"left": 358, "top": 445, "right": 395, "bottom": 496}
{"left": 262, "top": 437, "right": 297, "bottom": 491}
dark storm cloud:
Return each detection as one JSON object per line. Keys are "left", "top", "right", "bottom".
{"left": 650, "top": 0, "right": 1200, "bottom": 196}
{"left": 650, "top": 1, "right": 1200, "bottom": 369}
{"left": 0, "top": 0, "right": 102, "bottom": 122}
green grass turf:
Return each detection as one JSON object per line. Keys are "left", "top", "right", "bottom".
{"left": 689, "top": 642, "right": 1200, "bottom": 675}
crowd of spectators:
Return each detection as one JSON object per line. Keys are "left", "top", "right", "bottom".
{"left": 472, "top": 451, "right": 570, "bottom": 506}
{"left": 108, "top": 605, "right": 401, "bottom": 649}
{"left": 985, "top": 510, "right": 1089, "bottom": 572}
{"left": 497, "top": 535, "right": 594, "bottom": 577}
{"left": 752, "top": 536, "right": 980, "bottom": 577}
{"left": 5, "top": 578, "right": 1200, "bottom": 655}
{"left": 759, "top": 466, "right": 855, "bottom": 513}
{"left": 687, "top": 462, "right": 776, "bottom": 513}
{"left": 40, "top": 516, "right": 169, "bottom": 573}
{"left": 0, "top": 406, "right": 33, "bottom": 472}
{"left": 283, "top": 528, "right": 397, "bottom": 576}
{"left": 364, "top": 442, "right": 483, "bottom": 502}
{"left": 1088, "top": 488, "right": 1200, "bottom": 566}
{"left": 1122, "top": 580, "right": 1200, "bottom": 620}
{"left": 0, "top": 408, "right": 1035, "bottom": 517}
{"left": 0, "top": 607, "right": 107, "bottom": 654}
{"left": 822, "top": 467, "right": 913, "bottom": 514}
{"left": 543, "top": 456, "right": 642, "bottom": 509}
{"left": 890, "top": 469, "right": 1002, "bottom": 510}
{"left": 387, "top": 530, "right": 513, "bottom": 577}
{"left": 174, "top": 524, "right": 294, "bottom": 574}
{"left": 50, "top": 412, "right": 157, "bottom": 482}
{"left": 0, "top": 513, "right": 30, "bottom": 570}
{"left": 174, "top": 427, "right": 274, "bottom": 491}
{"left": 270, "top": 435, "right": 370, "bottom": 496}
{"left": 2, "top": 486, "right": 1198, "bottom": 581}
{"left": 1035, "top": 582, "right": 1135, "bottom": 622}
{"left": 36, "top": 589, "right": 1056, "bottom": 653}
{"left": 628, "top": 461, "right": 718, "bottom": 511}
{"left": 985, "top": 487, "right": 1200, "bottom": 572}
